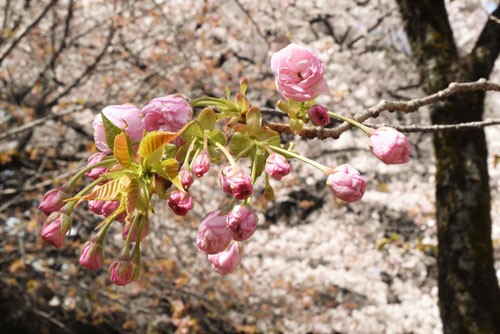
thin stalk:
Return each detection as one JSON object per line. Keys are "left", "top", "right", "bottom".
{"left": 215, "top": 142, "right": 238, "bottom": 169}
{"left": 268, "top": 145, "right": 331, "bottom": 175}
{"left": 181, "top": 137, "right": 198, "bottom": 170}
{"left": 328, "top": 111, "right": 374, "bottom": 135}
{"left": 65, "top": 176, "right": 105, "bottom": 213}
{"left": 66, "top": 158, "right": 116, "bottom": 190}
{"left": 124, "top": 213, "right": 141, "bottom": 252}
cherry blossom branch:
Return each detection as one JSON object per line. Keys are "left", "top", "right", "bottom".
{"left": 262, "top": 79, "right": 500, "bottom": 139}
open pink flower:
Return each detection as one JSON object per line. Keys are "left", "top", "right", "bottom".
{"left": 92, "top": 104, "right": 144, "bottom": 152}
{"left": 369, "top": 127, "right": 411, "bottom": 164}
{"left": 38, "top": 187, "right": 67, "bottom": 216}
{"left": 308, "top": 105, "right": 330, "bottom": 127}
{"left": 265, "top": 153, "right": 291, "bottom": 181}
{"left": 327, "top": 164, "right": 366, "bottom": 203}
{"left": 271, "top": 43, "right": 329, "bottom": 102}
{"left": 208, "top": 242, "right": 244, "bottom": 275}
{"left": 226, "top": 205, "right": 257, "bottom": 241}
{"left": 196, "top": 210, "right": 232, "bottom": 254}
{"left": 79, "top": 240, "right": 103, "bottom": 270}
{"left": 141, "top": 95, "right": 193, "bottom": 145}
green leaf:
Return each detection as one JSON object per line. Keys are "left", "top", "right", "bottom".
{"left": 225, "top": 85, "right": 231, "bottom": 100}
{"left": 198, "top": 108, "right": 217, "bottom": 131}
{"left": 262, "top": 135, "right": 281, "bottom": 147}
{"left": 101, "top": 112, "right": 122, "bottom": 150}
{"left": 164, "top": 143, "right": 179, "bottom": 159}
{"left": 229, "top": 132, "right": 254, "bottom": 156}
{"left": 289, "top": 118, "right": 305, "bottom": 135}
{"left": 246, "top": 106, "right": 262, "bottom": 135}
{"left": 208, "top": 129, "right": 227, "bottom": 147}
{"left": 161, "top": 159, "right": 184, "bottom": 191}
{"left": 114, "top": 132, "right": 134, "bottom": 168}
{"left": 255, "top": 127, "right": 280, "bottom": 142}
{"left": 181, "top": 122, "right": 203, "bottom": 142}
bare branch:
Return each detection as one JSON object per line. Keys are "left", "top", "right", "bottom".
{"left": 263, "top": 79, "right": 500, "bottom": 139}
{"left": 0, "top": 0, "right": 58, "bottom": 66}
{"left": 364, "top": 119, "right": 500, "bottom": 133}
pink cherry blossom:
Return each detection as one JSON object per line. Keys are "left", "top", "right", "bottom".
{"left": 265, "top": 153, "right": 291, "bottom": 181}
{"left": 92, "top": 104, "right": 144, "bottom": 152}
{"left": 85, "top": 152, "right": 109, "bottom": 180}
{"left": 141, "top": 95, "right": 193, "bottom": 145}
{"left": 109, "top": 260, "right": 134, "bottom": 286}
{"left": 79, "top": 241, "right": 103, "bottom": 270}
{"left": 220, "top": 166, "right": 235, "bottom": 195}
{"left": 196, "top": 210, "right": 232, "bottom": 255}
{"left": 179, "top": 169, "right": 194, "bottom": 190}
{"left": 369, "top": 127, "right": 411, "bottom": 164}
{"left": 326, "top": 164, "right": 366, "bottom": 203}
{"left": 40, "top": 213, "right": 68, "bottom": 248}
{"left": 38, "top": 187, "right": 67, "bottom": 216}
{"left": 208, "top": 242, "right": 244, "bottom": 275}
{"left": 271, "top": 43, "right": 329, "bottom": 102}
{"left": 168, "top": 191, "right": 193, "bottom": 216}
{"left": 229, "top": 170, "right": 253, "bottom": 200}
{"left": 192, "top": 149, "right": 211, "bottom": 178}
{"left": 308, "top": 105, "right": 330, "bottom": 127}
{"left": 226, "top": 205, "right": 257, "bottom": 241}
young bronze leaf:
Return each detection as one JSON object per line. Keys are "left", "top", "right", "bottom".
{"left": 114, "top": 132, "right": 133, "bottom": 168}
{"left": 83, "top": 177, "right": 129, "bottom": 201}
{"left": 125, "top": 179, "right": 139, "bottom": 222}
{"left": 138, "top": 131, "right": 177, "bottom": 158}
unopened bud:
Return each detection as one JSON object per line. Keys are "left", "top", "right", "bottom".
{"left": 85, "top": 152, "right": 110, "bottom": 180}
{"left": 40, "top": 212, "right": 70, "bottom": 248}
{"left": 192, "top": 149, "right": 211, "bottom": 178}
{"left": 369, "top": 127, "right": 411, "bottom": 164}
{"left": 308, "top": 105, "right": 330, "bottom": 127}
{"left": 79, "top": 240, "right": 104, "bottom": 270}
{"left": 168, "top": 190, "right": 193, "bottom": 216}
{"left": 196, "top": 210, "right": 232, "bottom": 254}
{"left": 208, "top": 242, "right": 244, "bottom": 275}
{"left": 326, "top": 164, "right": 366, "bottom": 203}
{"left": 179, "top": 169, "right": 194, "bottom": 190}
{"left": 265, "top": 153, "right": 291, "bottom": 180}
{"left": 226, "top": 205, "right": 257, "bottom": 241}
{"left": 38, "top": 187, "right": 68, "bottom": 216}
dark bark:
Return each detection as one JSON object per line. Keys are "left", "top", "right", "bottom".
{"left": 396, "top": 1, "right": 500, "bottom": 333}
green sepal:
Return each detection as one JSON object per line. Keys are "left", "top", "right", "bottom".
{"left": 246, "top": 106, "right": 262, "bottom": 135}
{"left": 198, "top": 108, "right": 217, "bottom": 131}
{"left": 208, "top": 129, "right": 227, "bottom": 147}
{"left": 181, "top": 122, "right": 203, "bottom": 142}
{"left": 101, "top": 112, "right": 122, "bottom": 151}
{"left": 264, "top": 173, "right": 274, "bottom": 200}
{"left": 289, "top": 118, "right": 305, "bottom": 135}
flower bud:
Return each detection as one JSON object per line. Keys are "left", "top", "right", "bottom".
{"left": 265, "top": 153, "right": 291, "bottom": 181}
{"left": 369, "top": 127, "right": 411, "bottom": 164}
{"left": 122, "top": 220, "right": 149, "bottom": 242}
{"left": 102, "top": 201, "right": 126, "bottom": 223}
{"left": 40, "top": 212, "right": 70, "bottom": 248}
{"left": 85, "top": 152, "right": 109, "bottom": 180}
{"left": 88, "top": 200, "right": 105, "bottom": 215}
{"left": 220, "top": 166, "right": 235, "bottom": 195}
{"left": 208, "top": 242, "right": 244, "bottom": 275}
{"left": 38, "top": 187, "right": 68, "bottom": 216}
{"left": 196, "top": 210, "right": 232, "bottom": 254}
{"left": 79, "top": 240, "right": 104, "bottom": 270}
{"left": 227, "top": 205, "right": 257, "bottom": 241}
{"left": 109, "top": 258, "right": 139, "bottom": 286}
{"left": 326, "top": 164, "right": 366, "bottom": 203}
{"left": 179, "top": 169, "right": 194, "bottom": 190}
{"left": 168, "top": 191, "right": 193, "bottom": 216}
{"left": 229, "top": 170, "right": 253, "bottom": 200}
{"left": 308, "top": 105, "right": 330, "bottom": 126}
{"left": 192, "top": 149, "right": 211, "bottom": 178}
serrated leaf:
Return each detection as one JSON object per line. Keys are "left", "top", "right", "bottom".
{"left": 290, "top": 118, "right": 305, "bottom": 135}
{"left": 198, "top": 108, "right": 216, "bottom": 131}
{"left": 246, "top": 106, "right": 262, "bottom": 135}
{"left": 68, "top": 177, "right": 129, "bottom": 202}
{"left": 100, "top": 170, "right": 135, "bottom": 180}
{"left": 114, "top": 132, "right": 134, "bottom": 168}
{"left": 229, "top": 132, "right": 254, "bottom": 156}
{"left": 208, "top": 129, "right": 227, "bottom": 146}
{"left": 125, "top": 179, "right": 139, "bottom": 222}
{"left": 138, "top": 131, "right": 180, "bottom": 158}
{"left": 101, "top": 112, "right": 122, "bottom": 151}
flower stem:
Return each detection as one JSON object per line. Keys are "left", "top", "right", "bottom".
{"left": 65, "top": 176, "right": 105, "bottom": 213}
{"left": 124, "top": 213, "right": 141, "bottom": 252}
{"left": 182, "top": 137, "right": 198, "bottom": 170}
{"left": 215, "top": 142, "right": 238, "bottom": 170}
{"left": 268, "top": 145, "right": 331, "bottom": 175}
{"left": 328, "top": 111, "right": 374, "bottom": 136}
{"left": 66, "top": 158, "right": 116, "bottom": 191}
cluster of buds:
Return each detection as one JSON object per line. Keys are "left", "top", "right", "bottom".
{"left": 38, "top": 43, "right": 411, "bottom": 285}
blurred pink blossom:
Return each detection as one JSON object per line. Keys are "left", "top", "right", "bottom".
{"left": 208, "top": 242, "right": 244, "bottom": 275}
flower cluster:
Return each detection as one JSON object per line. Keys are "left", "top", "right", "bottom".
{"left": 38, "top": 43, "right": 411, "bottom": 285}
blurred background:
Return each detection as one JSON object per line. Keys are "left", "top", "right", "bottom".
{"left": 1, "top": 0, "right": 500, "bottom": 333}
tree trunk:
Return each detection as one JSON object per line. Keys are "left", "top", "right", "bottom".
{"left": 395, "top": 1, "right": 500, "bottom": 333}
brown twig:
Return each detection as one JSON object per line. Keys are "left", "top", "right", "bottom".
{"left": 263, "top": 79, "right": 500, "bottom": 139}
